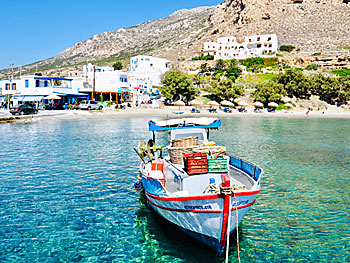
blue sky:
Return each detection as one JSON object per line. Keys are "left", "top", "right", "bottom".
{"left": 0, "top": 0, "right": 222, "bottom": 70}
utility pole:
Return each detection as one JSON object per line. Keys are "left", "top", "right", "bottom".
{"left": 8, "top": 64, "right": 14, "bottom": 111}
{"left": 92, "top": 66, "right": 95, "bottom": 100}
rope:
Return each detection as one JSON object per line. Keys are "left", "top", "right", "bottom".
{"left": 225, "top": 196, "right": 231, "bottom": 263}
{"left": 202, "top": 183, "right": 220, "bottom": 194}
{"left": 234, "top": 193, "right": 241, "bottom": 263}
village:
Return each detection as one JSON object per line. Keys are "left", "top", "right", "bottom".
{"left": 0, "top": 33, "right": 280, "bottom": 113}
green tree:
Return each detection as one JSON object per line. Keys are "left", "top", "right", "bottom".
{"left": 209, "top": 79, "right": 243, "bottom": 102}
{"left": 253, "top": 81, "right": 286, "bottom": 107}
{"left": 277, "top": 68, "right": 312, "bottom": 99}
{"left": 112, "top": 61, "right": 123, "bottom": 70}
{"left": 160, "top": 69, "right": 197, "bottom": 102}
{"left": 311, "top": 74, "right": 350, "bottom": 105}
{"left": 215, "top": 59, "right": 228, "bottom": 73}
{"left": 225, "top": 59, "right": 242, "bottom": 81}
{"left": 200, "top": 63, "right": 210, "bottom": 75}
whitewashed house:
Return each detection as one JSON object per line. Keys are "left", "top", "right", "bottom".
{"left": 202, "top": 34, "right": 278, "bottom": 60}
{"left": 128, "top": 55, "right": 170, "bottom": 93}
{"left": 0, "top": 75, "right": 88, "bottom": 108}
{"left": 71, "top": 63, "right": 132, "bottom": 103}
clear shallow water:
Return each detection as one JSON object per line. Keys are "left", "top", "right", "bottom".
{"left": 0, "top": 117, "right": 349, "bottom": 262}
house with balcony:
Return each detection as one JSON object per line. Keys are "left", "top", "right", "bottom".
{"left": 1, "top": 75, "right": 88, "bottom": 108}
{"left": 202, "top": 34, "right": 278, "bottom": 60}
{"left": 128, "top": 55, "right": 170, "bottom": 93}
{"left": 71, "top": 63, "right": 132, "bottom": 103}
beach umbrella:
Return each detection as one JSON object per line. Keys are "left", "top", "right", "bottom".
{"left": 282, "top": 96, "right": 292, "bottom": 103}
{"left": 284, "top": 103, "right": 293, "bottom": 108}
{"left": 190, "top": 99, "right": 201, "bottom": 106}
{"left": 238, "top": 101, "right": 248, "bottom": 107}
{"left": 44, "top": 94, "right": 61, "bottom": 100}
{"left": 207, "top": 101, "right": 219, "bottom": 106}
{"left": 253, "top": 101, "right": 264, "bottom": 108}
{"left": 174, "top": 100, "right": 185, "bottom": 111}
{"left": 220, "top": 100, "right": 233, "bottom": 106}
{"left": 268, "top": 102, "right": 278, "bottom": 108}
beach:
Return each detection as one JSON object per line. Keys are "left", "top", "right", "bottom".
{"left": 3, "top": 105, "right": 350, "bottom": 120}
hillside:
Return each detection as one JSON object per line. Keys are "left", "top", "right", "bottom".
{"left": 1, "top": 0, "right": 349, "bottom": 78}
{"left": 0, "top": 6, "right": 214, "bottom": 78}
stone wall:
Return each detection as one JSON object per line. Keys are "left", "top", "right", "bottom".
{"left": 278, "top": 55, "right": 350, "bottom": 69}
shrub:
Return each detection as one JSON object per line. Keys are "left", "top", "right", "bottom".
{"left": 311, "top": 52, "right": 322, "bottom": 56}
{"left": 305, "top": 64, "right": 319, "bottom": 71}
{"left": 331, "top": 69, "right": 350, "bottom": 77}
{"left": 279, "top": 45, "right": 296, "bottom": 52}
{"left": 263, "top": 57, "right": 278, "bottom": 67}
{"left": 191, "top": 55, "right": 214, "bottom": 61}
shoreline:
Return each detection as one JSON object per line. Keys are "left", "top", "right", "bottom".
{"left": 1, "top": 106, "right": 350, "bottom": 123}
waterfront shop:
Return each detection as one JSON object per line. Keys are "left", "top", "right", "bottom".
{"left": 6, "top": 75, "right": 88, "bottom": 109}
{"left": 73, "top": 63, "right": 133, "bottom": 103}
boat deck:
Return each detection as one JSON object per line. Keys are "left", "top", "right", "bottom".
{"left": 162, "top": 159, "right": 255, "bottom": 196}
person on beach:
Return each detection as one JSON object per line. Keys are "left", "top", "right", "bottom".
{"left": 306, "top": 110, "right": 310, "bottom": 118}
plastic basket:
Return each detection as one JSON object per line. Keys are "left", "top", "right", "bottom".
{"left": 207, "top": 154, "right": 228, "bottom": 173}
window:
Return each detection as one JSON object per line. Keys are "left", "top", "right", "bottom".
{"left": 12, "top": 83, "right": 16, "bottom": 90}
{"left": 44, "top": 80, "right": 48, "bottom": 87}
{"left": 36, "top": 80, "right": 40, "bottom": 87}
{"left": 257, "top": 44, "right": 262, "bottom": 48}
{"left": 5, "top": 83, "right": 10, "bottom": 90}
{"left": 268, "top": 37, "right": 271, "bottom": 41}
{"left": 257, "top": 37, "right": 260, "bottom": 41}
{"left": 25, "top": 80, "right": 29, "bottom": 88}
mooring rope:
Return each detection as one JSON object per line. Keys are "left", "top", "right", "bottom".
{"left": 234, "top": 193, "right": 241, "bottom": 263}
{"left": 225, "top": 196, "right": 231, "bottom": 263}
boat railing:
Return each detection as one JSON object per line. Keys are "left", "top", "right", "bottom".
{"left": 227, "top": 154, "right": 263, "bottom": 184}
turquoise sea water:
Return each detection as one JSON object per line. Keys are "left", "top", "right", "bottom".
{"left": 0, "top": 116, "right": 349, "bottom": 262}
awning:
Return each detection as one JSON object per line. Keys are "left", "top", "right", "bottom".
{"left": 11, "top": 96, "right": 24, "bottom": 101}
{"left": 22, "top": 96, "right": 44, "bottom": 102}
{"left": 118, "top": 88, "right": 131, "bottom": 93}
{"left": 54, "top": 92, "right": 89, "bottom": 97}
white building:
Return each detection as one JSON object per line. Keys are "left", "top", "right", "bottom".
{"left": 202, "top": 34, "right": 278, "bottom": 60}
{"left": 71, "top": 63, "right": 132, "bottom": 103}
{"left": 128, "top": 55, "right": 170, "bottom": 93}
{"left": 0, "top": 75, "right": 88, "bottom": 108}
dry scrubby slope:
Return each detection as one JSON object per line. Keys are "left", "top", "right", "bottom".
{"left": 1, "top": 0, "right": 349, "bottom": 77}
{"left": 162, "top": 0, "right": 350, "bottom": 60}
{"left": 3, "top": 7, "right": 214, "bottom": 76}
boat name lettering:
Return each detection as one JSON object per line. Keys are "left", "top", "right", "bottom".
{"left": 184, "top": 205, "right": 213, "bottom": 210}
{"left": 233, "top": 200, "right": 249, "bottom": 207}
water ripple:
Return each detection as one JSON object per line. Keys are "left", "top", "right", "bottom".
{"left": 0, "top": 117, "right": 349, "bottom": 262}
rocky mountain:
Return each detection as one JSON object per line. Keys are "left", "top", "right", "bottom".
{"left": 163, "top": 0, "right": 350, "bottom": 61}
{"left": 1, "top": 0, "right": 349, "bottom": 78}
{"left": 0, "top": 6, "right": 214, "bottom": 78}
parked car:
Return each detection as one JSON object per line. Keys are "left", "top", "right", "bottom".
{"left": 10, "top": 104, "right": 38, "bottom": 115}
{"left": 150, "top": 93, "right": 161, "bottom": 100}
{"left": 79, "top": 100, "right": 103, "bottom": 110}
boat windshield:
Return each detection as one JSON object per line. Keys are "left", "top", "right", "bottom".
{"left": 170, "top": 128, "right": 208, "bottom": 144}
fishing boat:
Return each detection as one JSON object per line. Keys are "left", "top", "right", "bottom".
{"left": 134, "top": 117, "right": 263, "bottom": 253}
